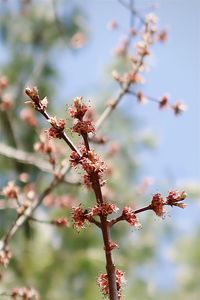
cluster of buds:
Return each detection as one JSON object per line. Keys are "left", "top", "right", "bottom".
{"left": 0, "top": 75, "right": 13, "bottom": 111}
{"left": 0, "top": 247, "right": 12, "bottom": 267}
{"left": 97, "top": 269, "right": 125, "bottom": 300}
{"left": 69, "top": 97, "right": 95, "bottom": 135}
{"left": 122, "top": 206, "right": 141, "bottom": 227}
{"left": 91, "top": 203, "right": 119, "bottom": 217}
{"left": 34, "top": 132, "right": 56, "bottom": 155}
{"left": 44, "top": 194, "right": 76, "bottom": 209}
{"left": 72, "top": 206, "right": 89, "bottom": 231}
{"left": 25, "top": 87, "right": 48, "bottom": 112}
{"left": 70, "top": 145, "right": 107, "bottom": 189}
{"left": 151, "top": 193, "right": 166, "bottom": 217}
{"left": 52, "top": 217, "right": 69, "bottom": 228}
{"left": 112, "top": 70, "right": 145, "bottom": 86}
{"left": 151, "top": 190, "right": 187, "bottom": 217}
{"left": 11, "top": 287, "right": 39, "bottom": 300}
{"left": 68, "top": 96, "right": 88, "bottom": 120}
{"left": 135, "top": 92, "right": 186, "bottom": 115}
{"left": 20, "top": 108, "right": 38, "bottom": 127}
{"left": 166, "top": 190, "right": 187, "bottom": 208}
{"left": 2, "top": 181, "right": 19, "bottom": 199}
{"left": 47, "top": 116, "right": 65, "bottom": 139}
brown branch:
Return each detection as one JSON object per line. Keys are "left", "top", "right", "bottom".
{"left": 39, "top": 109, "right": 81, "bottom": 156}
{"left": 81, "top": 132, "right": 118, "bottom": 300}
{"left": 110, "top": 204, "right": 152, "bottom": 227}
{"left": 95, "top": 51, "right": 146, "bottom": 132}
{"left": 118, "top": 0, "right": 145, "bottom": 24}
{"left": 0, "top": 142, "right": 51, "bottom": 172}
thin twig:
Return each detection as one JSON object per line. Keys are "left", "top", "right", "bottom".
{"left": 0, "top": 142, "right": 51, "bottom": 172}
{"left": 95, "top": 53, "right": 146, "bottom": 132}
{"left": 0, "top": 164, "right": 71, "bottom": 251}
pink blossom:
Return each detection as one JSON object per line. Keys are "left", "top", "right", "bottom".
{"left": 122, "top": 206, "right": 140, "bottom": 227}
{"left": 151, "top": 193, "right": 165, "bottom": 217}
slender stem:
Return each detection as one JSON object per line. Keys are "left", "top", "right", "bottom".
{"left": 110, "top": 204, "right": 152, "bottom": 227}
{"left": 0, "top": 164, "right": 70, "bottom": 251}
{"left": 40, "top": 110, "right": 81, "bottom": 156}
{"left": 95, "top": 53, "right": 146, "bottom": 132}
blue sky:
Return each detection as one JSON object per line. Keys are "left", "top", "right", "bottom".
{"left": 56, "top": 0, "right": 199, "bottom": 185}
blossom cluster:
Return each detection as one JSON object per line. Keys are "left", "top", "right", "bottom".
{"left": 0, "top": 247, "right": 12, "bottom": 267}
{"left": 97, "top": 269, "right": 125, "bottom": 300}
{"left": 91, "top": 203, "right": 119, "bottom": 216}
{"left": 0, "top": 75, "right": 13, "bottom": 111}
{"left": 151, "top": 190, "right": 187, "bottom": 217}
{"left": 69, "top": 96, "right": 95, "bottom": 135}
{"left": 11, "top": 287, "right": 39, "bottom": 300}
{"left": 25, "top": 87, "right": 48, "bottom": 111}
{"left": 122, "top": 206, "right": 141, "bottom": 227}
{"left": 2, "top": 181, "right": 19, "bottom": 199}
{"left": 47, "top": 116, "right": 65, "bottom": 139}
{"left": 70, "top": 145, "right": 107, "bottom": 189}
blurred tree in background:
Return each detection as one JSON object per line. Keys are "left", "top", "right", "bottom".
{"left": 0, "top": 1, "right": 199, "bottom": 300}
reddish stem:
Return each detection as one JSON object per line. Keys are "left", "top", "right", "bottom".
{"left": 82, "top": 133, "right": 118, "bottom": 300}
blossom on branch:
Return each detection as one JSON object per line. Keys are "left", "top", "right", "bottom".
{"left": 151, "top": 193, "right": 165, "bottom": 217}
{"left": 0, "top": 247, "right": 12, "bottom": 267}
{"left": 2, "top": 181, "right": 19, "bottom": 199}
{"left": 11, "top": 287, "right": 39, "bottom": 300}
{"left": 91, "top": 203, "right": 119, "bottom": 217}
{"left": 72, "top": 206, "right": 88, "bottom": 231}
{"left": 72, "top": 120, "right": 95, "bottom": 134}
{"left": 68, "top": 96, "right": 88, "bottom": 120}
{"left": 47, "top": 117, "right": 65, "bottom": 139}
{"left": 52, "top": 217, "right": 69, "bottom": 228}
{"left": 122, "top": 206, "right": 141, "bottom": 227}
{"left": 97, "top": 269, "right": 125, "bottom": 300}
{"left": 166, "top": 190, "right": 187, "bottom": 208}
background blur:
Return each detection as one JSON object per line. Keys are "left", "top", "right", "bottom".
{"left": 0, "top": 0, "right": 199, "bottom": 299}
